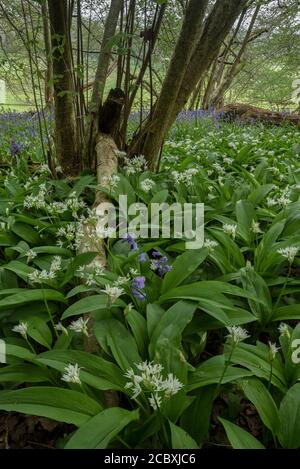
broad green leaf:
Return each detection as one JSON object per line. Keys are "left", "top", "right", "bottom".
{"left": 159, "top": 280, "right": 261, "bottom": 305}
{"left": 37, "top": 349, "right": 125, "bottom": 390}
{"left": 11, "top": 222, "right": 41, "bottom": 244}
{"left": 272, "top": 304, "right": 300, "bottom": 321}
{"left": 147, "top": 303, "right": 165, "bottom": 339}
{"left": 149, "top": 301, "right": 197, "bottom": 357}
{"left": 0, "top": 387, "right": 101, "bottom": 426}
{"left": 65, "top": 408, "right": 139, "bottom": 449}
{"left": 170, "top": 421, "right": 199, "bottom": 449}
{"left": 181, "top": 385, "right": 216, "bottom": 445}
{"left": 254, "top": 220, "right": 286, "bottom": 272}
{"left": 62, "top": 295, "right": 123, "bottom": 319}
{"left": 31, "top": 246, "right": 72, "bottom": 257}
{"left": 2, "top": 260, "right": 35, "bottom": 281}
{"left": 27, "top": 317, "right": 53, "bottom": 349}
{"left": 219, "top": 418, "right": 265, "bottom": 449}
{"left": 248, "top": 184, "right": 274, "bottom": 205}
{"left": 5, "top": 343, "right": 36, "bottom": 360}
{"left": 236, "top": 200, "right": 255, "bottom": 244}
{"left": 0, "top": 364, "right": 51, "bottom": 383}
{"left": 0, "top": 289, "right": 65, "bottom": 311}
{"left": 225, "top": 342, "right": 287, "bottom": 392}
{"left": 240, "top": 267, "right": 272, "bottom": 325}
{"left": 161, "top": 249, "right": 208, "bottom": 294}
{"left": 94, "top": 318, "right": 141, "bottom": 371}
{"left": 188, "top": 356, "right": 253, "bottom": 390}
{"left": 126, "top": 308, "right": 148, "bottom": 358}
{"left": 240, "top": 378, "right": 279, "bottom": 437}
{"left": 278, "top": 383, "right": 300, "bottom": 448}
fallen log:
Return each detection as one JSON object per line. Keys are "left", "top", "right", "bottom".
{"left": 217, "top": 103, "right": 300, "bottom": 127}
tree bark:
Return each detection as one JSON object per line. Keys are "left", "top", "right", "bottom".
{"left": 83, "top": 0, "right": 123, "bottom": 170}
{"left": 41, "top": 0, "right": 54, "bottom": 108}
{"left": 168, "top": 0, "right": 249, "bottom": 128}
{"left": 47, "top": 0, "right": 79, "bottom": 175}
{"left": 130, "top": 0, "right": 249, "bottom": 169}
{"left": 129, "top": 0, "right": 208, "bottom": 164}
{"left": 209, "top": 5, "right": 260, "bottom": 108}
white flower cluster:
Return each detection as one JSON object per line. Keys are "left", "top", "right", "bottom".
{"left": 12, "top": 321, "right": 28, "bottom": 338}
{"left": 113, "top": 275, "right": 131, "bottom": 287}
{"left": 226, "top": 326, "right": 250, "bottom": 344}
{"left": 61, "top": 363, "right": 81, "bottom": 384}
{"left": 24, "top": 174, "right": 46, "bottom": 191}
{"left": 278, "top": 323, "right": 290, "bottom": 338}
{"left": 77, "top": 264, "right": 105, "bottom": 286}
{"left": 223, "top": 223, "right": 237, "bottom": 239}
{"left": 140, "top": 178, "right": 156, "bottom": 193}
{"left": 23, "top": 183, "right": 48, "bottom": 209}
{"left": 23, "top": 181, "right": 86, "bottom": 217}
{"left": 63, "top": 192, "right": 86, "bottom": 217}
{"left": 203, "top": 239, "right": 218, "bottom": 252}
{"left": 212, "top": 162, "right": 226, "bottom": 176}
{"left": 277, "top": 246, "right": 299, "bottom": 264}
{"left": 171, "top": 168, "right": 199, "bottom": 186}
{"left": 100, "top": 175, "right": 120, "bottom": 191}
{"left": 124, "top": 155, "right": 148, "bottom": 175}
{"left": 54, "top": 322, "right": 68, "bottom": 335}
{"left": 69, "top": 317, "right": 89, "bottom": 336}
{"left": 38, "top": 164, "right": 51, "bottom": 174}
{"left": 57, "top": 223, "right": 77, "bottom": 247}
{"left": 266, "top": 187, "right": 292, "bottom": 209}
{"left": 124, "top": 361, "right": 183, "bottom": 410}
{"left": 70, "top": 210, "right": 102, "bottom": 250}
{"left": 268, "top": 342, "right": 280, "bottom": 361}
{"left": 251, "top": 220, "right": 262, "bottom": 234}
{"left": 26, "top": 249, "right": 37, "bottom": 263}
{"left": 101, "top": 284, "right": 124, "bottom": 303}
{"left": 28, "top": 256, "right": 62, "bottom": 283}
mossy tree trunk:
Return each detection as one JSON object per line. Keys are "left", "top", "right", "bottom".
{"left": 47, "top": 0, "right": 79, "bottom": 176}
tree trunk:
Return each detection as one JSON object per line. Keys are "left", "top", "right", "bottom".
{"left": 41, "top": 0, "right": 54, "bottom": 108}
{"left": 129, "top": 0, "right": 208, "bottom": 166}
{"left": 83, "top": 0, "right": 123, "bottom": 170}
{"left": 202, "top": 59, "right": 219, "bottom": 109}
{"left": 209, "top": 5, "right": 260, "bottom": 109}
{"left": 168, "top": 0, "right": 249, "bottom": 127}
{"left": 77, "top": 91, "right": 123, "bottom": 403}
{"left": 130, "top": 0, "right": 248, "bottom": 169}
{"left": 47, "top": 0, "right": 79, "bottom": 176}
{"left": 205, "top": 6, "right": 247, "bottom": 107}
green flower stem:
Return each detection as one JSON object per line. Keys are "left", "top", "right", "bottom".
{"left": 268, "top": 361, "right": 273, "bottom": 391}
{"left": 275, "top": 264, "right": 291, "bottom": 308}
{"left": 25, "top": 336, "right": 36, "bottom": 354}
{"left": 41, "top": 283, "right": 58, "bottom": 338}
{"left": 216, "top": 342, "right": 236, "bottom": 396}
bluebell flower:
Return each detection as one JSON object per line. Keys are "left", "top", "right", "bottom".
{"left": 152, "top": 250, "right": 162, "bottom": 258}
{"left": 139, "top": 252, "right": 147, "bottom": 263}
{"left": 150, "top": 253, "right": 172, "bottom": 277}
{"left": 10, "top": 140, "right": 22, "bottom": 156}
{"left": 132, "top": 276, "right": 145, "bottom": 290}
{"left": 122, "top": 233, "right": 138, "bottom": 252}
{"left": 131, "top": 276, "right": 146, "bottom": 301}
